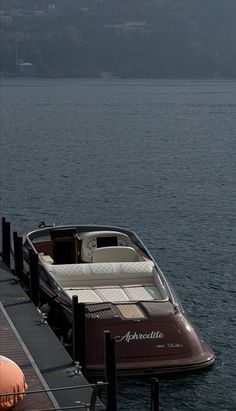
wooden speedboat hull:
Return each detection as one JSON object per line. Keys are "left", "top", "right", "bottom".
{"left": 85, "top": 313, "right": 214, "bottom": 375}
{"left": 19, "top": 224, "right": 215, "bottom": 375}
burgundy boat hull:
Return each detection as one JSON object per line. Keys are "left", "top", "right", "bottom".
{"left": 17, "top": 224, "right": 215, "bottom": 375}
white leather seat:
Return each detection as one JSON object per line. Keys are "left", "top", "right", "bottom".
{"left": 48, "top": 261, "right": 154, "bottom": 287}
{"left": 92, "top": 246, "right": 138, "bottom": 263}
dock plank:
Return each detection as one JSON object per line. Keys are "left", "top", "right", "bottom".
{"left": 0, "top": 262, "right": 104, "bottom": 410}
{"left": 0, "top": 303, "right": 57, "bottom": 410}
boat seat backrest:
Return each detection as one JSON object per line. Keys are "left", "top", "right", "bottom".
{"left": 80, "top": 231, "right": 131, "bottom": 262}
{"left": 92, "top": 246, "right": 138, "bottom": 263}
{"left": 48, "top": 261, "right": 154, "bottom": 288}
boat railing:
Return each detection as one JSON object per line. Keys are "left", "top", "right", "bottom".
{"left": 0, "top": 381, "right": 107, "bottom": 411}
{"left": 136, "top": 233, "right": 178, "bottom": 306}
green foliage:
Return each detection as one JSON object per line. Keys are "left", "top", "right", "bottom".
{"left": 1, "top": 0, "right": 236, "bottom": 77}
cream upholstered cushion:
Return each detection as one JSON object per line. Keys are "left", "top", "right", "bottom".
{"left": 40, "top": 254, "right": 54, "bottom": 265}
{"left": 64, "top": 284, "right": 163, "bottom": 303}
{"left": 48, "top": 261, "right": 154, "bottom": 287}
{"left": 80, "top": 231, "right": 131, "bottom": 262}
{"left": 123, "top": 285, "right": 162, "bottom": 300}
{"left": 92, "top": 246, "right": 138, "bottom": 263}
{"left": 65, "top": 287, "right": 103, "bottom": 303}
{"left": 94, "top": 286, "right": 130, "bottom": 302}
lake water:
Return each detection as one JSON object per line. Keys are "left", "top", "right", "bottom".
{"left": 0, "top": 78, "right": 236, "bottom": 410}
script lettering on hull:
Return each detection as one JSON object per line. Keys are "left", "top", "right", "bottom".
{"left": 115, "top": 330, "right": 164, "bottom": 343}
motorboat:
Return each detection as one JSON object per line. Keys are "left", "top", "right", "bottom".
{"left": 19, "top": 224, "right": 215, "bottom": 375}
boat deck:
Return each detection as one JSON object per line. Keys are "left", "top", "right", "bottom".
{"left": 0, "top": 262, "right": 104, "bottom": 410}
{"left": 46, "top": 260, "right": 168, "bottom": 304}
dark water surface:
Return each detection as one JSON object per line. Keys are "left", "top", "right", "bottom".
{"left": 1, "top": 78, "right": 236, "bottom": 410}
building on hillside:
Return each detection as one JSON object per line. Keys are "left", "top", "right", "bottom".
{"left": 0, "top": 12, "right": 13, "bottom": 24}
{"left": 48, "top": 3, "right": 56, "bottom": 10}
{"left": 18, "top": 62, "right": 35, "bottom": 76}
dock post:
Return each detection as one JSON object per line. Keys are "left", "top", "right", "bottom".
{"left": 150, "top": 378, "right": 159, "bottom": 411}
{"left": 104, "top": 330, "right": 117, "bottom": 411}
{"left": 72, "top": 296, "right": 86, "bottom": 374}
{"left": 13, "top": 232, "right": 23, "bottom": 282}
{"left": 29, "top": 249, "right": 40, "bottom": 307}
{"left": 89, "top": 381, "right": 104, "bottom": 411}
{"left": 1, "top": 217, "right": 11, "bottom": 268}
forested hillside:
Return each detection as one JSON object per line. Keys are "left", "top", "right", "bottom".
{"left": 1, "top": 0, "right": 236, "bottom": 77}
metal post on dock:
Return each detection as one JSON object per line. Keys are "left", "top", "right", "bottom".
{"left": 29, "top": 249, "right": 40, "bottom": 307}
{"left": 1, "top": 217, "right": 11, "bottom": 268}
{"left": 150, "top": 378, "right": 159, "bottom": 411}
{"left": 13, "top": 231, "right": 23, "bottom": 282}
{"left": 104, "top": 330, "right": 117, "bottom": 411}
{"left": 72, "top": 296, "right": 86, "bottom": 374}
{"left": 89, "top": 381, "right": 104, "bottom": 411}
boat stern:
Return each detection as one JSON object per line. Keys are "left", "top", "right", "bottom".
{"left": 85, "top": 303, "right": 215, "bottom": 375}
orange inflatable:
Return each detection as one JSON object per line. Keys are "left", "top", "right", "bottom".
{"left": 0, "top": 356, "right": 27, "bottom": 410}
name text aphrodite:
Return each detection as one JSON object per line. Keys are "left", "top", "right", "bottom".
{"left": 115, "top": 330, "right": 164, "bottom": 343}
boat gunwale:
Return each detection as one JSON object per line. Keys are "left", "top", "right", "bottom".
{"left": 25, "top": 224, "right": 177, "bottom": 306}
{"left": 88, "top": 355, "right": 215, "bottom": 377}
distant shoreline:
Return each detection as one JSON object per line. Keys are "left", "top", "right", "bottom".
{"left": 1, "top": 73, "right": 236, "bottom": 81}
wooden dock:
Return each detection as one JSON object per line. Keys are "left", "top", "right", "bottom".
{"left": 0, "top": 262, "right": 105, "bottom": 411}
